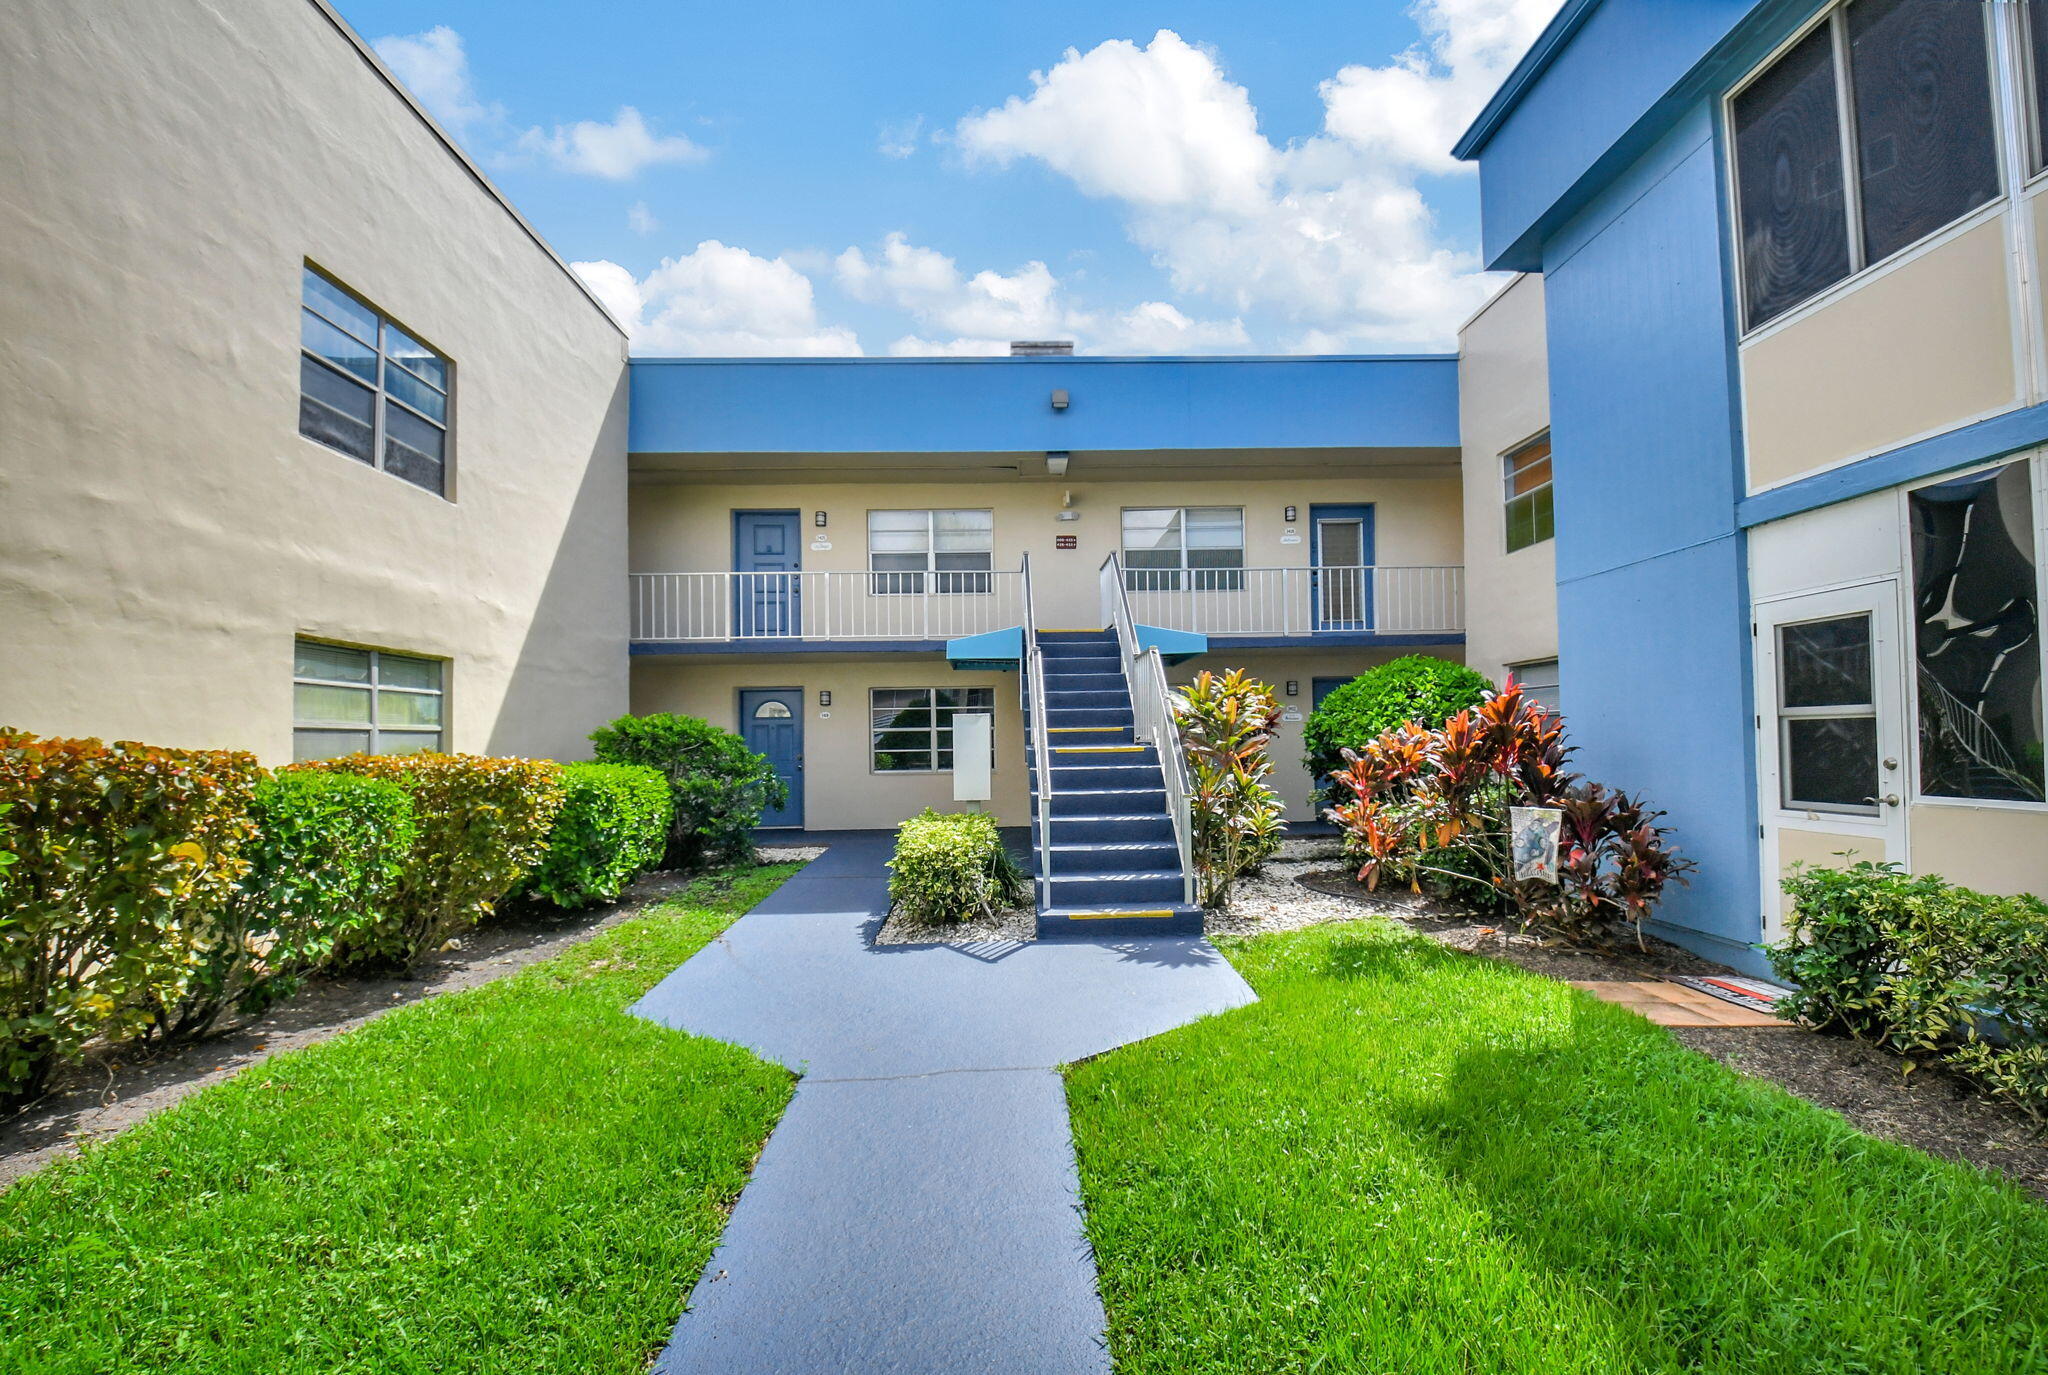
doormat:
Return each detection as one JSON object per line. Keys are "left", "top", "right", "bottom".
{"left": 1666, "top": 975, "right": 1790, "bottom": 1013}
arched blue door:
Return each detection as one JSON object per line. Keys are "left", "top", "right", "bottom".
{"left": 739, "top": 688, "right": 804, "bottom": 829}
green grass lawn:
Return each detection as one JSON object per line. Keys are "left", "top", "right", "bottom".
{"left": 0, "top": 863, "right": 799, "bottom": 1375}
{"left": 1068, "top": 917, "right": 2048, "bottom": 1375}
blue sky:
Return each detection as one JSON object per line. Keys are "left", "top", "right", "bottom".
{"left": 336, "top": 0, "right": 1560, "bottom": 355}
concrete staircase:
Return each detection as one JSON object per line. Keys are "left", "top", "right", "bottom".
{"left": 1028, "top": 629, "right": 1203, "bottom": 938}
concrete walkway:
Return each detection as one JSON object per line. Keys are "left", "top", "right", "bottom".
{"left": 632, "top": 832, "right": 1257, "bottom": 1374}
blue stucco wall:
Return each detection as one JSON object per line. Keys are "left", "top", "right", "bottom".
{"left": 1542, "top": 106, "right": 1767, "bottom": 972}
{"left": 628, "top": 355, "right": 1460, "bottom": 455}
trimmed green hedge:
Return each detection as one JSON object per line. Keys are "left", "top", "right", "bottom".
{"left": 589, "top": 714, "right": 785, "bottom": 869}
{"left": 886, "top": 809, "right": 1028, "bottom": 924}
{"left": 164, "top": 771, "right": 417, "bottom": 1039}
{"left": 520, "top": 763, "right": 672, "bottom": 909}
{"left": 0, "top": 731, "right": 261, "bottom": 1105}
{"left": 1301, "top": 655, "right": 1493, "bottom": 793}
{"left": 287, "top": 753, "right": 566, "bottom": 973}
{"left": 1769, "top": 861, "right": 2048, "bottom": 1119}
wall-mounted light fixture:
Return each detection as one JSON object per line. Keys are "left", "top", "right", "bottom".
{"left": 814, "top": 511, "right": 828, "bottom": 528}
{"left": 818, "top": 689, "right": 832, "bottom": 707}
{"left": 1046, "top": 451, "right": 1070, "bottom": 476}
{"left": 1284, "top": 505, "right": 1298, "bottom": 523}
{"left": 1284, "top": 680, "right": 1299, "bottom": 697}
{"left": 1050, "top": 388, "right": 1070, "bottom": 411}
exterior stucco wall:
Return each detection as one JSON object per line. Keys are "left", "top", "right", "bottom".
{"left": 1457, "top": 274, "right": 1558, "bottom": 682}
{"left": 1741, "top": 214, "right": 2020, "bottom": 491}
{"left": 0, "top": 0, "right": 630, "bottom": 762}
{"left": 629, "top": 657, "right": 1030, "bottom": 831}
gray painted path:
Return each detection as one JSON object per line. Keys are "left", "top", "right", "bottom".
{"left": 632, "top": 832, "right": 1257, "bottom": 1374}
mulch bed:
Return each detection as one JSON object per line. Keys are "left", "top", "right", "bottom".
{"left": 0, "top": 862, "right": 797, "bottom": 1188}
{"left": 1289, "top": 867, "right": 2048, "bottom": 1203}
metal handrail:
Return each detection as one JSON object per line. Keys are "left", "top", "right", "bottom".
{"left": 1099, "top": 553, "right": 1197, "bottom": 908}
{"left": 1021, "top": 552, "right": 1054, "bottom": 909}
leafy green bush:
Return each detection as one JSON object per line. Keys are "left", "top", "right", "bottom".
{"left": 1768, "top": 861, "right": 2048, "bottom": 1118}
{"left": 886, "top": 808, "right": 1028, "bottom": 924}
{"left": 290, "top": 753, "right": 565, "bottom": 972}
{"left": 1173, "top": 668, "right": 1286, "bottom": 907}
{"left": 519, "top": 763, "right": 672, "bottom": 909}
{"left": 1302, "top": 655, "right": 1493, "bottom": 793}
{"left": 162, "top": 772, "right": 417, "bottom": 1039}
{"left": 589, "top": 713, "right": 786, "bottom": 869}
{"left": 0, "top": 731, "right": 260, "bottom": 1105}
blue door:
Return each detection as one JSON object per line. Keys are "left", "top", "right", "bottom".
{"left": 733, "top": 511, "right": 801, "bottom": 638}
{"left": 739, "top": 688, "right": 803, "bottom": 829}
{"left": 1310, "top": 504, "right": 1375, "bottom": 631}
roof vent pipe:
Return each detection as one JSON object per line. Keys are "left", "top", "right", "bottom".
{"left": 1010, "top": 340, "right": 1073, "bottom": 356}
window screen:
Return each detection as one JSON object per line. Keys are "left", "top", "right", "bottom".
{"left": 1734, "top": 23, "right": 1852, "bottom": 329}
{"left": 1776, "top": 615, "right": 1879, "bottom": 812}
{"left": 1847, "top": 0, "right": 1998, "bottom": 265}
{"left": 1909, "top": 462, "right": 2045, "bottom": 803}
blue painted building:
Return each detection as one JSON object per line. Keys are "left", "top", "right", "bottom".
{"left": 1459, "top": 0, "right": 2048, "bottom": 972}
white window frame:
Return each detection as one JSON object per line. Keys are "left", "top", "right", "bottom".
{"left": 299, "top": 263, "right": 454, "bottom": 498}
{"left": 865, "top": 509, "right": 995, "bottom": 595}
{"left": 1900, "top": 450, "right": 2048, "bottom": 812}
{"left": 1724, "top": 0, "right": 2013, "bottom": 340}
{"left": 1120, "top": 506, "right": 1247, "bottom": 591}
{"left": 292, "top": 639, "right": 447, "bottom": 760}
{"left": 868, "top": 686, "right": 997, "bottom": 774}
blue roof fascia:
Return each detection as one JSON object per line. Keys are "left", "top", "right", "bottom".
{"left": 627, "top": 354, "right": 1461, "bottom": 456}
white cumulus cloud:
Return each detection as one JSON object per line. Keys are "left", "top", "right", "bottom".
{"left": 836, "top": 232, "right": 1246, "bottom": 356}
{"left": 372, "top": 26, "right": 504, "bottom": 134}
{"left": 953, "top": 9, "right": 1561, "bottom": 350}
{"left": 877, "top": 115, "right": 926, "bottom": 159}
{"left": 573, "top": 243, "right": 861, "bottom": 356}
{"left": 517, "top": 107, "right": 707, "bottom": 180}
{"left": 628, "top": 201, "right": 660, "bottom": 235}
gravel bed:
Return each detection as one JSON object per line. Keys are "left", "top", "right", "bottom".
{"left": 757, "top": 844, "right": 827, "bottom": 863}
{"left": 874, "top": 903, "right": 1036, "bottom": 948}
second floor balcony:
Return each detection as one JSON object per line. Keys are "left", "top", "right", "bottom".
{"left": 629, "top": 564, "right": 1464, "bottom": 652}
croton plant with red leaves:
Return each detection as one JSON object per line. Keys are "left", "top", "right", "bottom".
{"left": 1325, "top": 677, "right": 1694, "bottom": 949}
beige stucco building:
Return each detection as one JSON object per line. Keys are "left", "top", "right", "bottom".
{"left": 1, "top": 0, "right": 630, "bottom": 764}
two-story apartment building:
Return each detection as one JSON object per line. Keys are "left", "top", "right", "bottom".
{"left": 624, "top": 354, "right": 1467, "bottom": 830}
{"left": 1458, "top": 0, "right": 2048, "bottom": 972}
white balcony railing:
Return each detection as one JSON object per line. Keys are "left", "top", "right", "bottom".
{"left": 1122, "top": 565, "right": 1463, "bottom": 637}
{"left": 631, "top": 569, "right": 1028, "bottom": 642}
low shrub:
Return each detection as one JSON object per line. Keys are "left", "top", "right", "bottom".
{"left": 1173, "top": 668, "right": 1286, "bottom": 907}
{"left": 519, "top": 762, "right": 672, "bottom": 909}
{"left": 1301, "top": 655, "right": 1492, "bottom": 796}
{"left": 161, "top": 772, "right": 416, "bottom": 1039}
{"left": 290, "top": 753, "right": 565, "bottom": 971}
{"left": 589, "top": 714, "right": 786, "bottom": 869}
{"left": 0, "top": 731, "right": 260, "bottom": 1105}
{"left": 1768, "top": 862, "right": 2048, "bottom": 1119}
{"left": 886, "top": 808, "right": 1028, "bottom": 924}
{"left": 1326, "top": 679, "right": 1693, "bottom": 947}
